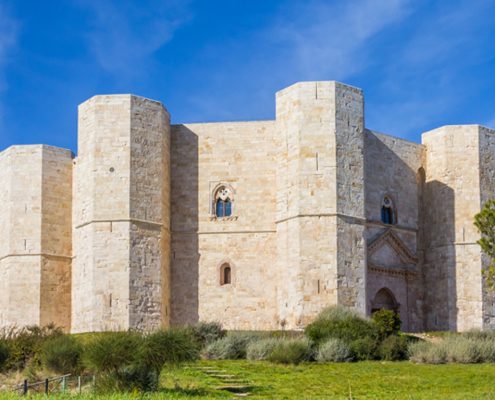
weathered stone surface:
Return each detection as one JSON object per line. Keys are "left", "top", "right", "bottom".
{"left": 1, "top": 81, "right": 494, "bottom": 333}
{"left": 0, "top": 145, "right": 72, "bottom": 330}
{"left": 72, "top": 95, "right": 170, "bottom": 333}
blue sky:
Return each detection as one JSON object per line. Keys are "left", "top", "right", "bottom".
{"left": 1, "top": 0, "right": 495, "bottom": 152}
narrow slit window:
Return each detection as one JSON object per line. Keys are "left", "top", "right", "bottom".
{"left": 220, "top": 263, "right": 232, "bottom": 285}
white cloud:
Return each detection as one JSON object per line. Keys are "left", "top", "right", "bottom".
{"left": 81, "top": 0, "right": 191, "bottom": 80}
{"left": 365, "top": 0, "right": 495, "bottom": 139}
{"left": 179, "top": 0, "right": 411, "bottom": 122}
{"left": 267, "top": 0, "right": 411, "bottom": 80}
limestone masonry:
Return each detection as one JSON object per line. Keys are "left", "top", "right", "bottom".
{"left": 1, "top": 81, "right": 494, "bottom": 333}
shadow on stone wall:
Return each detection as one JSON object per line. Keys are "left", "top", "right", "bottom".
{"left": 363, "top": 131, "right": 425, "bottom": 332}
{"left": 170, "top": 125, "right": 199, "bottom": 325}
{"left": 423, "top": 180, "right": 456, "bottom": 331}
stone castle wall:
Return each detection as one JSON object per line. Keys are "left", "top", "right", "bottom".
{"left": 422, "top": 125, "right": 495, "bottom": 331}
{"left": 0, "top": 145, "right": 72, "bottom": 330}
{"left": 170, "top": 121, "right": 278, "bottom": 329}
{"left": 1, "top": 81, "right": 494, "bottom": 333}
{"left": 274, "top": 81, "right": 366, "bottom": 329}
{"left": 72, "top": 95, "right": 170, "bottom": 333}
{"left": 364, "top": 131, "right": 425, "bottom": 331}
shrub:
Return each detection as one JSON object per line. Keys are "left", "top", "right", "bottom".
{"left": 84, "top": 331, "right": 143, "bottom": 392}
{"left": 202, "top": 333, "right": 258, "bottom": 360}
{"left": 478, "top": 339, "right": 495, "bottom": 362}
{"left": 2, "top": 324, "right": 63, "bottom": 371}
{"left": 305, "top": 306, "right": 378, "bottom": 345}
{"left": 378, "top": 335, "right": 408, "bottom": 361}
{"left": 316, "top": 338, "right": 352, "bottom": 362}
{"left": 84, "top": 331, "right": 141, "bottom": 374}
{"left": 85, "top": 329, "right": 200, "bottom": 393}
{"left": 315, "top": 306, "right": 358, "bottom": 321}
{"left": 372, "top": 310, "right": 401, "bottom": 339}
{"left": 463, "top": 329, "right": 495, "bottom": 341}
{"left": 267, "top": 338, "right": 313, "bottom": 365}
{"left": 349, "top": 337, "right": 379, "bottom": 361}
{"left": 0, "top": 340, "right": 9, "bottom": 371}
{"left": 41, "top": 335, "right": 82, "bottom": 374}
{"left": 246, "top": 338, "right": 281, "bottom": 361}
{"left": 139, "top": 329, "right": 200, "bottom": 372}
{"left": 444, "top": 336, "right": 483, "bottom": 364}
{"left": 190, "top": 321, "right": 225, "bottom": 347}
{"left": 409, "top": 340, "right": 447, "bottom": 364}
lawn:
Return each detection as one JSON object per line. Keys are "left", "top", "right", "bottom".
{"left": 160, "top": 360, "right": 495, "bottom": 399}
{"left": 1, "top": 360, "right": 494, "bottom": 399}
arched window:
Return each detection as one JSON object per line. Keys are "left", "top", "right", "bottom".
{"left": 220, "top": 263, "right": 232, "bottom": 285}
{"left": 213, "top": 185, "right": 233, "bottom": 218}
{"left": 381, "top": 196, "right": 396, "bottom": 225}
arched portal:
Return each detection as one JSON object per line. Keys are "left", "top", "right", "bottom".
{"left": 371, "top": 287, "right": 398, "bottom": 314}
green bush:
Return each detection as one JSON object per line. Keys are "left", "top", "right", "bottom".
{"left": 315, "top": 306, "right": 358, "bottom": 321}
{"left": 305, "top": 306, "right": 378, "bottom": 345}
{"left": 84, "top": 331, "right": 141, "bottom": 374}
{"left": 316, "top": 338, "right": 352, "bottom": 362}
{"left": 84, "top": 331, "right": 142, "bottom": 392}
{"left": 246, "top": 338, "right": 281, "bottom": 361}
{"left": 444, "top": 336, "right": 482, "bottom": 364}
{"left": 372, "top": 310, "right": 401, "bottom": 339}
{"left": 409, "top": 335, "right": 495, "bottom": 364}
{"left": 41, "top": 335, "right": 82, "bottom": 374}
{"left": 190, "top": 321, "right": 225, "bottom": 347}
{"left": 378, "top": 335, "right": 408, "bottom": 361}
{"left": 85, "top": 329, "right": 200, "bottom": 393}
{"left": 462, "top": 329, "right": 495, "bottom": 341}
{"left": 267, "top": 338, "right": 313, "bottom": 365}
{"left": 202, "top": 333, "right": 258, "bottom": 360}
{"left": 409, "top": 340, "right": 447, "bottom": 364}
{"left": 139, "top": 329, "right": 200, "bottom": 372}
{"left": 2, "top": 324, "right": 63, "bottom": 371}
{"left": 349, "top": 337, "right": 379, "bottom": 361}
{"left": 0, "top": 340, "right": 10, "bottom": 371}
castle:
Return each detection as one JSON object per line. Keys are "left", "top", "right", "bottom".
{"left": 0, "top": 81, "right": 494, "bottom": 333}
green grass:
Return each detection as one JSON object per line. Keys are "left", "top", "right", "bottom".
{"left": 163, "top": 360, "right": 495, "bottom": 399}
{"left": 2, "top": 360, "right": 495, "bottom": 399}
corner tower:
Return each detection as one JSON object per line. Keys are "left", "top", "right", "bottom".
{"left": 0, "top": 145, "right": 72, "bottom": 330}
{"left": 275, "top": 81, "right": 366, "bottom": 328}
{"left": 72, "top": 95, "right": 171, "bottom": 333}
{"left": 422, "top": 125, "right": 495, "bottom": 331}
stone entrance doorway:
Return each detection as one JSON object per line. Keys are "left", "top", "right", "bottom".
{"left": 371, "top": 287, "right": 399, "bottom": 314}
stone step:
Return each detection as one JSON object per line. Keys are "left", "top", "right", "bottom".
{"left": 216, "top": 385, "right": 252, "bottom": 393}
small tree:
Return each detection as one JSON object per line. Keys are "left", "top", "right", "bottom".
{"left": 372, "top": 309, "right": 401, "bottom": 339}
{"left": 474, "top": 199, "right": 495, "bottom": 291}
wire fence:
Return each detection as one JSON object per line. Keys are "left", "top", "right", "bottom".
{"left": 12, "top": 374, "right": 94, "bottom": 395}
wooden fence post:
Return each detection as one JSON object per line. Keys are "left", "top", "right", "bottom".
{"left": 44, "top": 378, "right": 49, "bottom": 394}
{"left": 23, "top": 380, "right": 28, "bottom": 395}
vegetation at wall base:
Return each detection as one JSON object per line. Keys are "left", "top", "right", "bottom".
{"left": 189, "top": 321, "right": 226, "bottom": 347}
{"left": 266, "top": 338, "right": 313, "bottom": 365}
{"left": 409, "top": 333, "right": 495, "bottom": 364}
{"left": 0, "top": 324, "right": 63, "bottom": 372}
{"left": 474, "top": 198, "right": 495, "bottom": 291}
{"left": 371, "top": 309, "right": 401, "bottom": 339}
{"left": 41, "top": 334, "right": 82, "bottom": 374}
